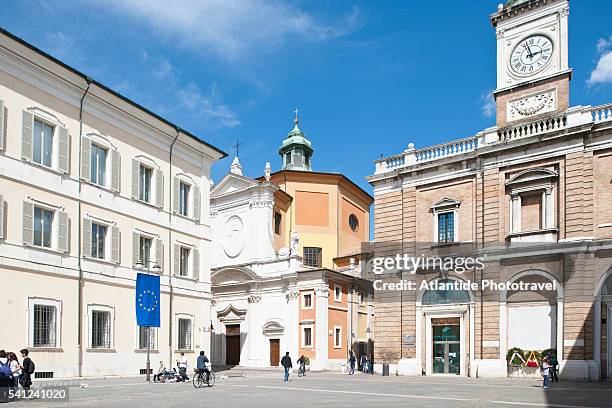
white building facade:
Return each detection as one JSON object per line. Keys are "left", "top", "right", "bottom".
{"left": 0, "top": 28, "right": 225, "bottom": 378}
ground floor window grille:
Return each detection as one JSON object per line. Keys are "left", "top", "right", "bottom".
{"left": 33, "top": 304, "right": 57, "bottom": 347}
{"left": 91, "top": 310, "right": 111, "bottom": 348}
{"left": 178, "top": 318, "right": 192, "bottom": 350}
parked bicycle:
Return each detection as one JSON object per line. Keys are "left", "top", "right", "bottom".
{"left": 192, "top": 368, "right": 216, "bottom": 388}
{"left": 297, "top": 363, "right": 306, "bottom": 377}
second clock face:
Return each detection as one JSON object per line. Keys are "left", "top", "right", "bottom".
{"left": 509, "top": 34, "right": 554, "bottom": 76}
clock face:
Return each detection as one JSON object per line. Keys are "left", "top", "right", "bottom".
{"left": 509, "top": 35, "right": 554, "bottom": 76}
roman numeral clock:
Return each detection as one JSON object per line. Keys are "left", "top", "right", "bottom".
{"left": 509, "top": 35, "right": 553, "bottom": 75}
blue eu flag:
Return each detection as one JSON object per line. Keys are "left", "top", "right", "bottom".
{"left": 136, "top": 273, "right": 160, "bottom": 327}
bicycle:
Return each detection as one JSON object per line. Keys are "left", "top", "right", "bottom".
{"left": 192, "top": 368, "right": 216, "bottom": 388}
{"left": 297, "top": 363, "right": 306, "bottom": 377}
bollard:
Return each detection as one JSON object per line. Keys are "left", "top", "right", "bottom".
{"left": 382, "top": 363, "right": 389, "bottom": 376}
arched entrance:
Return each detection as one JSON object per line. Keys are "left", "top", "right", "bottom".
{"left": 594, "top": 270, "right": 612, "bottom": 379}
{"left": 417, "top": 277, "right": 474, "bottom": 376}
{"left": 499, "top": 270, "right": 563, "bottom": 363}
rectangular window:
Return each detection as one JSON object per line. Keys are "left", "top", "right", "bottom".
{"left": 334, "top": 285, "right": 342, "bottom": 302}
{"left": 437, "top": 212, "right": 455, "bottom": 243}
{"left": 179, "top": 182, "right": 190, "bottom": 216}
{"left": 303, "top": 327, "right": 312, "bottom": 347}
{"left": 334, "top": 327, "right": 341, "bottom": 348}
{"left": 33, "top": 304, "right": 57, "bottom": 347}
{"left": 33, "top": 206, "right": 53, "bottom": 248}
{"left": 140, "top": 236, "right": 152, "bottom": 269}
{"left": 178, "top": 318, "right": 192, "bottom": 350}
{"left": 179, "top": 247, "right": 190, "bottom": 277}
{"left": 139, "top": 165, "right": 153, "bottom": 203}
{"left": 274, "top": 212, "right": 282, "bottom": 235}
{"left": 33, "top": 119, "right": 53, "bottom": 167}
{"left": 303, "top": 293, "right": 312, "bottom": 309}
{"left": 91, "top": 223, "right": 107, "bottom": 259}
{"left": 90, "top": 144, "right": 107, "bottom": 186}
{"left": 303, "top": 247, "right": 322, "bottom": 268}
{"left": 91, "top": 310, "right": 111, "bottom": 348}
{"left": 138, "top": 326, "right": 156, "bottom": 350}
{"left": 285, "top": 152, "right": 292, "bottom": 165}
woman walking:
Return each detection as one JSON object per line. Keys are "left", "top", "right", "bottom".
{"left": 8, "top": 352, "right": 21, "bottom": 395}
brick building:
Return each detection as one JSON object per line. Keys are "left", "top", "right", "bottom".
{"left": 367, "top": 0, "right": 612, "bottom": 380}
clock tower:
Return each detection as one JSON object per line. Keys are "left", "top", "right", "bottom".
{"left": 491, "top": 0, "right": 571, "bottom": 128}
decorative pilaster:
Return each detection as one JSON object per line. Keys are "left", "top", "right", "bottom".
{"left": 314, "top": 286, "right": 329, "bottom": 370}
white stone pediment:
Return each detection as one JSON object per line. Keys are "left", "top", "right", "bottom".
{"left": 211, "top": 267, "right": 259, "bottom": 286}
{"left": 262, "top": 319, "right": 285, "bottom": 336}
{"left": 211, "top": 173, "right": 258, "bottom": 197}
{"left": 506, "top": 168, "right": 558, "bottom": 186}
{"left": 430, "top": 197, "right": 461, "bottom": 211}
{"left": 217, "top": 304, "right": 247, "bottom": 322}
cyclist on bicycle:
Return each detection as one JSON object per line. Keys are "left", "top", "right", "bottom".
{"left": 297, "top": 355, "right": 306, "bottom": 376}
{"left": 196, "top": 351, "right": 211, "bottom": 382}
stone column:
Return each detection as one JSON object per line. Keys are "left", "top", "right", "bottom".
{"left": 247, "top": 294, "right": 262, "bottom": 367}
{"left": 314, "top": 285, "right": 329, "bottom": 370}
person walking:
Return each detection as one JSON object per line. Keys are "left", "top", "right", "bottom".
{"left": 19, "top": 349, "right": 33, "bottom": 393}
{"left": 549, "top": 353, "right": 559, "bottom": 382}
{"left": 0, "top": 350, "right": 13, "bottom": 403}
{"left": 541, "top": 356, "right": 551, "bottom": 389}
{"left": 360, "top": 354, "right": 367, "bottom": 373}
{"left": 280, "top": 352, "right": 292, "bottom": 382}
{"left": 176, "top": 352, "right": 188, "bottom": 382}
{"left": 348, "top": 351, "right": 356, "bottom": 375}
{"left": 8, "top": 353, "right": 21, "bottom": 395}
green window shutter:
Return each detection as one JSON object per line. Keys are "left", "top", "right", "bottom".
{"left": 21, "top": 111, "right": 33, "bottom": 161}
{"left": 111, "top": 226, "right": 120, "bottom": 263}
{"left": 173, "top": 177, "right": 180, "bottom": 213}
{"left": 193, "top": 185, "right": 201, "bottom": 222}
{"left": 82, "top": 218, "right": 92, "bottom": 257}
{"left": 173, "top": 244, "right": 180, "bottom": 276}
{"left": 0, "top": 194, "right": 4, "bottom": 239}
{"left": 133, "top": 232, "right": 139, "bottom": 266}
{"left": 0, "top": 100, "right": 5, "bottom": 151}
{"left": 111, "top": 150, "right": 121, "bottom": 192}
{"left": 155, "top": 239, "right": 163, "bottom": 271}
{"left": 155, "top": 170, "right": 164, "bottom": 208}
{"left": 81, "top": 136, "right": 91, "bottom": 181}
{"left": 131, "top": 160, "right": 139, "bottom": 199}
{"left": 22, "top": 201, "right": 33, "bottom": 245}
{"left": 58, "top": 126, "right": 70, "bottom": 174}
{"left": 57, "top": 211, "right": 69, "bottom": 252}
{"left": 192, "top": 248, "right": 200, "bottom": 281}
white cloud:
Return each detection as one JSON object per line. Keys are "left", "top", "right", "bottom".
{"left": 480, "top": 91, "right": 495, "bottom": 118}
{"left": 84, "top": 0, "right": 360, "bottom": 60}
{"left": 177, "top": 82, "right": 240, "bottom": 128}
{"left": 588, "top": 36, "right": 612, "bottom": 87}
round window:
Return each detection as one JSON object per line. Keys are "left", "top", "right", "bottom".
{"left": 348, "top": 214, "right": 359, "bottom": 232}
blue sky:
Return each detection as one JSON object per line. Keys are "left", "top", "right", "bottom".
{"left": 1, "top": 0, "right": 611, "bottom": 193}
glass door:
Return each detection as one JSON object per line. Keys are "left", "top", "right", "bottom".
{"left": 433, "top": 343, "right": 446, "bottom": 374}
{"left": 432, "top": 323, "right": 461, "bottom": 375}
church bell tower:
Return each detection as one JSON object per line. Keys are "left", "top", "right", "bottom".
{"left": 279, "top": 109, "right": 313, "bottom": 171}
{"left": 491, "top": 0, "right": 571, "bottom": 128}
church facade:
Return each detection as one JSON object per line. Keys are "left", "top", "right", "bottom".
{"left": 209, "top": 116, "right": 373, "bottom": 370}
{"left": 368, "top": 0, "right": 612, "bottom": 380}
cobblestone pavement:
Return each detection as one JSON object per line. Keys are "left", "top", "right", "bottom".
{"left": 10, "top": 370, "right": 612, "bottom": 408}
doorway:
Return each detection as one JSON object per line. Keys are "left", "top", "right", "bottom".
{"left": 432, "top": 318, "right": 460, "bottom": 375}
{"left": 269, "top": 339, "right": 280, "bottom": 366}
{"left": 225, "top": 324, "right": 240, "bottom": 366}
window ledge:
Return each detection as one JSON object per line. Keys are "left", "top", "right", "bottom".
{"left": 83, "top": 179, "right": 118, "bottom": 195}
{"left": 174, "top": 349, "right": 195, "bottom": 353}
{"left": 24, "top": 160, "right": 66, "bottom": 176}
{"left": 134, "top": 198, "right": 161, "bottom": 210}
{"left": 86, "top": 348, "right": 116, "bottom": 353}
{"left": 430, "top": 242, "right": 460, "bottom": 249}
{"left": 173, "top": 212, "right": 196, "bottom": 222}
{"left": 85, "top": 256, "right": 118, "bottom": 266}
{"left": 506, "top": 228, "right": 558, "bottom": 238}
{"left": 173, "top": 275, "right": 197, "bottom": 282}
{"left": 135, "top": 349, "right": 159, "bottom": 353}
{"left": 29, "top": 347, "right": 63, "bottom": 353}
{"left": 24, "top": 244, "right": 66, "bottom": 256}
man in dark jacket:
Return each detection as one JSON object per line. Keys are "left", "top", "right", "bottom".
{"left": 280, "top": 352, "right": 292, "bottom": 381}
{"left": 19, "top": 349, "right": 33, "bottom": 392}
{"left": 196, "top": 351, "right": 211, "bottom": 382}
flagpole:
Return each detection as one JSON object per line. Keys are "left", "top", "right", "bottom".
{"left": 146, "top": 326, "right": 151, "bottom": 382}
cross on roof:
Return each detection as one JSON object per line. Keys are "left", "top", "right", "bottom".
{"left": 233, "top": 138, "right": 244, "bottom": 157}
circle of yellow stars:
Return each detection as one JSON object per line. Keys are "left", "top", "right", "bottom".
{"left": 138, "top": 289, "right": 159, "bottom": 313}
